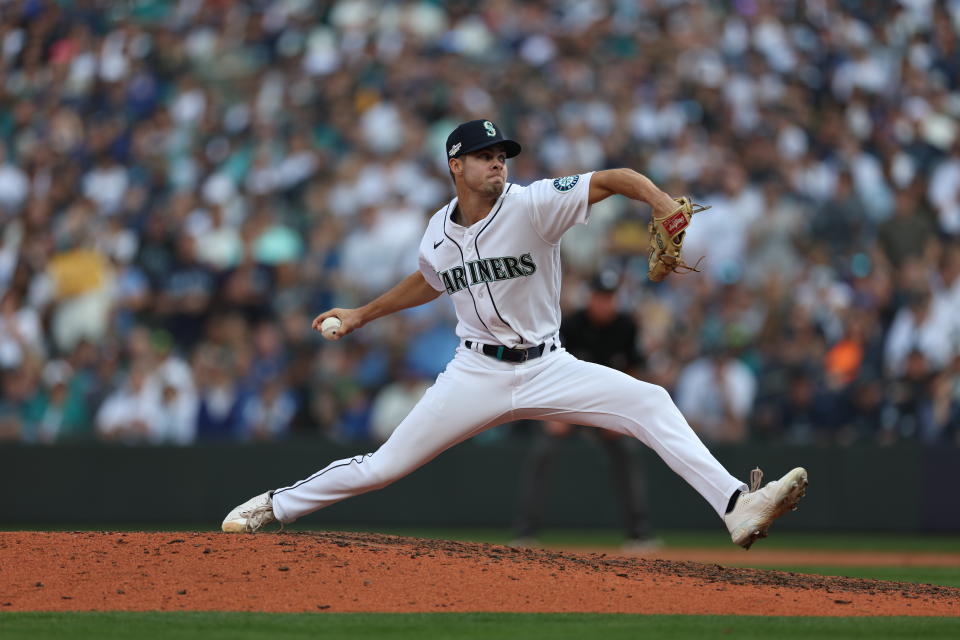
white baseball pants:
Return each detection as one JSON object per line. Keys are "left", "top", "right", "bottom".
{"left": 271, "top": 346, "right": 746, "bottom": 523}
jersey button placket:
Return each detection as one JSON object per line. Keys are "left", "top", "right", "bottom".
{"left": 465, "top": 237, "right": 478, "bottom": 295}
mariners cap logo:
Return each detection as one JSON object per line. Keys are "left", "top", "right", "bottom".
{"left": 483, "top": 121, "right": 497, "bottom": 137}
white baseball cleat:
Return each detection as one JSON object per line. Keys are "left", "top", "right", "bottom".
{"left": 723, "top": 467, "right": 807, "bottom": 550}
{"left": 221, "top": 491, "right": 278, "bottom": 533}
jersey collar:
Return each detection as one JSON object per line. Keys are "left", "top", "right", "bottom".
{"left": 447, "top": 183, "right": 513, "bottom": 230}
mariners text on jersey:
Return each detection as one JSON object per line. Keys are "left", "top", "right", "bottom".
{"left": 437, "top": 253, "right": 537, "bottom": 295}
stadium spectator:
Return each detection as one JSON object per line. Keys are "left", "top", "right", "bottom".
{"left": 675, "top": 340, "right": 757, "bottom": 444}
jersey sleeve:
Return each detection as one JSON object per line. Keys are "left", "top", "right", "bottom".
{"left": 418, "top": 243, "right": 445, "bottom": 292}
{"left": 526, "top": 172, "right": 594, "bottom": 244}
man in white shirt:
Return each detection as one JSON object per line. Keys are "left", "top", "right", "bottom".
{"left": 676, "top": 346, "right": 758, "bottom": 443}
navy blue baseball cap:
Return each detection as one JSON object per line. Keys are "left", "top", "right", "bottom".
{"left": 446, "top": 119, "right": 522, "bottom": 160}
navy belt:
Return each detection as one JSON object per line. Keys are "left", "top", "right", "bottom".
{"left": 465, "top": 340, "right": 555, "bottom": 363}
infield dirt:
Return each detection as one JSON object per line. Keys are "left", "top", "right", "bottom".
{"left": 1, "top": 531, "right": 958, "bottom": 616}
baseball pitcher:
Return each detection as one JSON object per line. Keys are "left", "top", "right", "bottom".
{"left": 222, "top": 119, "right": 807, "bottom": 550}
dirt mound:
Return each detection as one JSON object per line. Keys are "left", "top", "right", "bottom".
{"left": 1, "top": 531, "right": 957, "bottom": 616}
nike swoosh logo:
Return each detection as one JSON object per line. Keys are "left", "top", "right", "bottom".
{"left": 433, "top": 239, "right": 444, "bottom": 249}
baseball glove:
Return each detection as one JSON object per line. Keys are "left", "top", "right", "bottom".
{"left": 647, "top": 196, "right": 710, "bottom": 282}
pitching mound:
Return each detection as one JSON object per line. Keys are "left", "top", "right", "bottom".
{"left": 1, "top": 531, "right": 957, "bottom": 616}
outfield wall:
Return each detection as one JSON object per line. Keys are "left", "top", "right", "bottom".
{"left": 2, "top": 441, "right": 957, "bottom": 532}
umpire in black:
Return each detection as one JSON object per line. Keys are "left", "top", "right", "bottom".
{"left": 512, "top": 270, "right": 659, "bottom": 550}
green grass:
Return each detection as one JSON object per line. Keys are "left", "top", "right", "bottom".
{"left": 1, "top": 612, "right": 959, "bottom": 640}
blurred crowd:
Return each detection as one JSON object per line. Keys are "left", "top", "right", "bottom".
{"left": 0, "top": 0, "right": 959, "bottom": 447}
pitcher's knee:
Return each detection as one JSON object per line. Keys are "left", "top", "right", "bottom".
{"left": 625, "top": 381, "right": 673, "bottom": 411}
{"left": 651, "top": 384, "right": 673, "bottom": 403}
{"left": 360, "top": 463, "right": 406, "bottom": 491}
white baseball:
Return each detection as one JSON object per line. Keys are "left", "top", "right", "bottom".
{"left": 320, "top": 316, "right": 342, "bottom": 340}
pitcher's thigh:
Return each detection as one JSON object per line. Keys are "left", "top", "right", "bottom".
{"left": 520, "top": 357, "right": 676, "bottom": 438}
{"left": 372, "top": 373, "right": 512, "bottom": 481}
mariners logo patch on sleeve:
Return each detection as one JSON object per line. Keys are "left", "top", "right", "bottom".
{"left": 552, "top": 175, "right": 580, "bottom": 192}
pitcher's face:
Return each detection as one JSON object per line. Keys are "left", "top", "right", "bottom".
{"left": 452, "top": 144, "right": 508, "bottom": 198}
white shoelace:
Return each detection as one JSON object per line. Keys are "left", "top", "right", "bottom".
{"left": 240, "top": 504, "right": 276, "bottom": 533}
{"left": 748, "top": 467, "right": 764, "bottom": 493}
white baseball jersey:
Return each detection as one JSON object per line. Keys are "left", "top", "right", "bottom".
{"left": 417, "top": 173, "right": 594, "bottom": 349}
